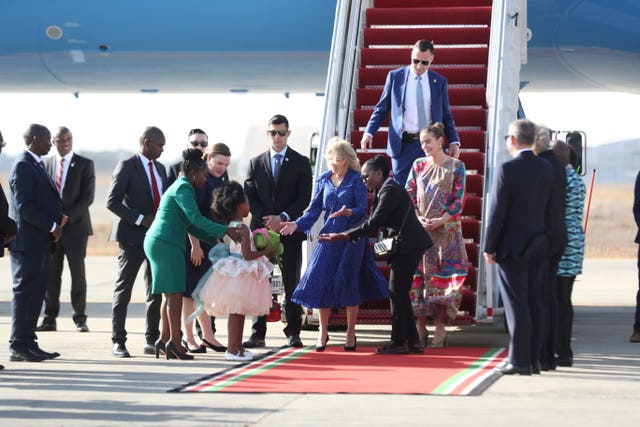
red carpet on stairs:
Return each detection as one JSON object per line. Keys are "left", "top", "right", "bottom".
{"left": 171, "top": 346, "right": 508, "bottom": 396}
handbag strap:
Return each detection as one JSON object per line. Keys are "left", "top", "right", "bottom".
{"left": 395, "top": 203, "right": 412, "bottom": 236}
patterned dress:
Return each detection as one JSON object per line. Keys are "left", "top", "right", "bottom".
{"left": 406, "top": 156, "right": 468, "bottom": 321}
{"left": 557, "top": 166, "right": 586, "bottom": 276}
{"left": 291, "top": 169, "right": 388, "bottom": 308}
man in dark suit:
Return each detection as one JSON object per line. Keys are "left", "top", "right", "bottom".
{"left": 8, "top": 124, "right": 63, "bottom": 362}
{"left": 484, "top": 119, "right": 554, "bottom": 375}
{"left": 631, "top": 170, "right": 640, "bottom": 343}
{"left": 0, "top": 130, "right": 18, "bottom": 370}
{"left": 243, "top": 114, "right": 312, "bottom": 348}
{"left": 361, "top": 39, "right": 460, "bottom": 186}
{"left": 107, "top": 126, "right": 166, "bottom": 357}
{"left": 36, "top": 127, "right": 95, "bottom": 333}
{"left": 534, "top": 127, "right": 568, "bottom": 370}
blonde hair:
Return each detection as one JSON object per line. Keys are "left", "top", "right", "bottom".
{"left": 324, "top": 137, "right": 360, "bottom": 171}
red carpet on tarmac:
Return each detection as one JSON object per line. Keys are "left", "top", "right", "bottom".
{"left": 171, "top": 345, "right": 508, "bottom": 396}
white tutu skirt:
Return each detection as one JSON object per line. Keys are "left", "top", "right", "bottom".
{"left": 198, "top": 255, "right": 274, "bottom": 317}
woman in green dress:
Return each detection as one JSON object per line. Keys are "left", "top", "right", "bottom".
{"left": 144, "top": 149, "right": 241, "bottom": 360}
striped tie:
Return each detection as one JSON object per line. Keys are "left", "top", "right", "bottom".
{"left": 55, "top": 157, "right": 64, "bottom": 193}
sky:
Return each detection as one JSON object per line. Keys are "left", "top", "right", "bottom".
{"left": 0, "top": 90, "right": 638, "bottom": 162}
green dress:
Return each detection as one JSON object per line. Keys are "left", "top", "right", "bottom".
{"left": 144, "top": 176, "right": 227, "bottom": 294}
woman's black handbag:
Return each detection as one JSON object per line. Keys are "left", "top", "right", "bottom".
{"left": 373, "top": 206, "right": 411, "bottom": 258}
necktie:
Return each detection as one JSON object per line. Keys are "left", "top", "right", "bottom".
{"left": 55, "top": 157, "right": 65, "bottom": 193}
{"left": 416, "top": 75, "right": 427, "bottom": 132}
{"left": 273, "top": 154, "right": 283, "bottom": 181}
{"left": 148, "top": 161, "right": 161, "bottom": 211}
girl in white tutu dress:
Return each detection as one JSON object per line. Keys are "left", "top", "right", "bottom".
{"left": 193, "top": 181, "right": 274, "bottom": 361}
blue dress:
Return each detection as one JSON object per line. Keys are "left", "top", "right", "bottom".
{"left": 292, "top": 169, "right": 388, "bottom": 308}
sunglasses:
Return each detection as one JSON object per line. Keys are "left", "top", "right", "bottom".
{"left": 412, "top": 58, "right": 431, "bottom": 66}
{"left": 268, "top": 130, "right": 288, "bottom": 137}
{"left": 503, "top": 134, "right": 513, "bottom": 141}
{"left": 190, "top": 140, "right": 208, "bottom": 148}
{"left": 361, "top": 174, "right": 370, "bottom": 183}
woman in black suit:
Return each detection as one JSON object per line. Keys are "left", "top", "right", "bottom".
{"left": 320, "top": 155, "right": 433, "bottom": 354}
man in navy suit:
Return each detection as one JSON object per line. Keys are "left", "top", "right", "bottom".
{"left": 107, "top": 126, "right": 166, "bottom": 357}
{"left": 631, "top": 170, "right": 640, "bottom": 343}
{"left": 37, "top": 127, "right": 95, "bottom": 333}
{"left": 360, "top": 39, "right": 460, "bottom": 186}
{"left": 484, "top": 119, "right": 554, "bottom": 375}
{"left": 8, "top": 124, "right": 63, "bottom": 362}
{"left": 0, "top": 130, "right": 18, "bottom": 370}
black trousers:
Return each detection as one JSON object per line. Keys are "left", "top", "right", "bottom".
{"left": 634, "top": 245, "right": 640, "bottom": 333}
{"left": 540, "top": 254, "right": 560, "bottom": 366}
{"left": 250, "top": 238, "right": 303, "bottom": 339}
{"left": 556, "top": 275, "right": 575, "bottom": 360}
{"left": 9, "top": 247, "right": 53, "bottom": 351}
{"left": 43, "top": 234, "right": 89, "bottom": 325}
{"left": 388, "top": 250, "right": 422, "bottom": 346}
{"left": 497, "top": 256, "right": 545, "bottom": 369}
{"left": 111, "top": 242, "right": 161, "bottom": 345}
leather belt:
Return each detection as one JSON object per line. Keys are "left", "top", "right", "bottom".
{"left": 402, "top": 132, "right": 420, "bottom": 143}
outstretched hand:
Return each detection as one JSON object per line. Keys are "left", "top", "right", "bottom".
{"left": 318, "top": 232, "right": 349, "bottom": 242}
{"left": 329, "top": 205, "right": 352, "bottom": 219}
{"left": 280, "top": 221, "right": 298, "bottom": 236}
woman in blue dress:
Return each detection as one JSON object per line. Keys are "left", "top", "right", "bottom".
{"left": 281, "top": 138, "right": 388, "bottom": 352}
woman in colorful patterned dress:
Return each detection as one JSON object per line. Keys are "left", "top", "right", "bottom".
{"left": 406, "top": 122, "right": 468, "bottom": 348}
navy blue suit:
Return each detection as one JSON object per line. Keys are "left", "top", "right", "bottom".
{"left": 365, "top": 67, "right": 459, "bottom": 186}
{"left": 484, "top": 150, "right": 553, "bottom": 370}
{"left": 8, "top": 150, "right": 62, "bottom": 352}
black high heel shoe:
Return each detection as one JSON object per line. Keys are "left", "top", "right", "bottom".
{"left": 166, "top": 341, "right": 194, "bottom": 360}
{"left": 344, "top": 335, "right": 357, "bottom": 352}
{"left": 315, "top": 335, "right": 330, "bottom": 352}
{"left": 182, "top": 339, "right": 206, "bottom": 353}
{"left": 154, "top": 339, "right": 166, "bottom": 359}
{"left": 202, "top": 338, "right": 227, "bottom": 352}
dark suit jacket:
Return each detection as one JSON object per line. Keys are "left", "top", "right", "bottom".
{"left": 45, "top": 153, "right": 95, "bottom": 237}
{"left": 484, "top": 150, "right": 554, "bottom": 261}
{"left": 346, "top": 178, "right": 432, "bottom": 256}
{"left": 365, "top": 67, "right": 459, "bottom": 158}
{"left": 166, "top": 159, "right": 182, "bottom": 188}
{"left": 538, "top": 149, "right": 568, "bottom": 256}
{"left": 244, "top": 147, "right": 312, "bottom": 242}
{"left": 634, "top": 170, "right": 640, "bottom": 244}
{"left": 0, "top": 182, "right": 17, "bottom": 257}
{"left": 107, "top": 153, "right": 167, "bottom": 245}
{"left": 8, "top": 151, "right": 63, "bottom": 251}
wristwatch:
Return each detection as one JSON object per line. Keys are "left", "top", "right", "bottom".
{"left": 279, "top": 213, "right": 287, "bottom": 222}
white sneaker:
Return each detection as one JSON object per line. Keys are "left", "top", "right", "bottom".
{"left": 225, "top": 350, "right": 253, "bottom": 362}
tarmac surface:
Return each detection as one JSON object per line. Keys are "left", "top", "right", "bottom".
{"left": 1, "top": 256, "right": 639, "bottom": 426}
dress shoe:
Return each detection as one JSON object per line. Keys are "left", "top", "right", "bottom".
{"left": 35, "top": 320, "right": 57, "bottom": 332}
{"left": 9, "top": 348, "right": 46, "bottom": 362}
{"left": 344, "top": 335, "right": 357, "bottom": 352}
{"left": 143, "top": 343, "right": 155, "bottom": 355}
{"left": 315, "top": 335, "right": 330, "bottom": 352}
{"left": 112, "top": 343, "right": 130, "bottom": 358}
{"left": 0, "top": 364, "right": 4, "bottom": 370}
{"left": 225, "top": 350, "right": 253, "bottom": 362}
{"left": 30, "top": 345, "right": 60, "bottom": 360}
{"left": 287, "top": 335, "right": 304, "bottom": 348}
{"left": 629, "top": 332, "right": 640, "bottom": 343}
{"left": 532, "top": 362, "right": 541, "bottom": 374}
{"left": 243, "top": 336, "right": 266, "bottom": 348}
{"left": 556, "top": 357, "right": 574, "bottom": 367}
{"left": 202, "top": 338, "right": 227, "bottom": 352}
{"left": 376, "top": 344, "right": 409, "bottom": 355}
{"left": 154, "top": 339, "right": 166, "bottom": 359}
{"left": 494, "top": 363, "right": 532, "bottom": 375}
{"left": 408, "top": 343, "right": 424, "bottom": 354}
{"left": 76, "top": 323, "right": 89, "bottom": 333}
{"left": 165, "top": 341, "right": 194, "bottom": 360}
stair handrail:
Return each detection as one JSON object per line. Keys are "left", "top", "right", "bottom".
{"left": 478, "top": 0, "right": 528, "bottom": 322}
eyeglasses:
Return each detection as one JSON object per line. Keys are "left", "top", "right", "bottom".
{"left": 268, "top": 130, "right": 288, "bottom": 137}
{"left": 412, "top": 58, "right": 431, "bottom": 66}
{"left": 189, "top": 140, "right": 208, "bottom": 148}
